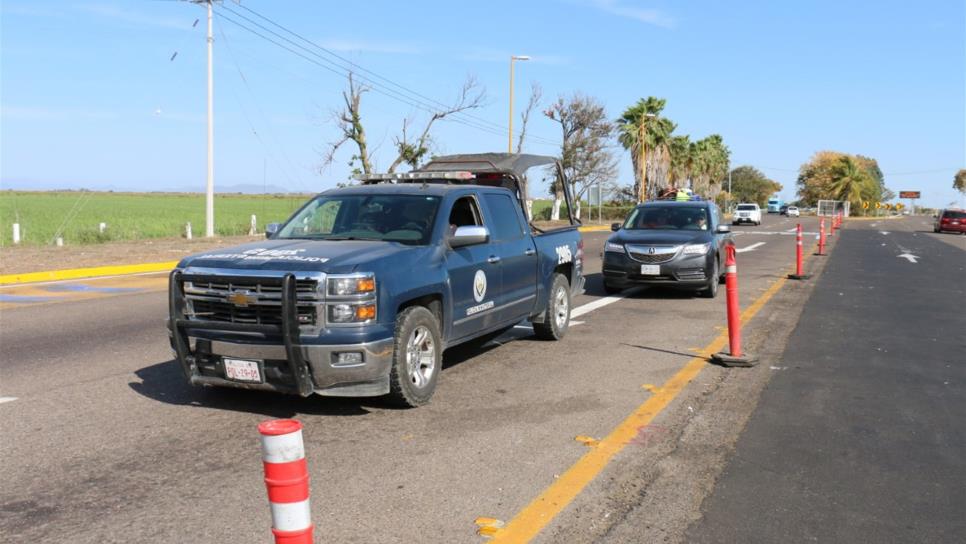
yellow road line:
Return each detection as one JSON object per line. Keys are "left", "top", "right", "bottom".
{"left": 577, "top": 225, "right": 611, "bottom": 232}
{"left": 0, "top": 261, "right": 178, "bottom": 286}
{"left": 488, "top": 244, "right": 816, "bottom": 543}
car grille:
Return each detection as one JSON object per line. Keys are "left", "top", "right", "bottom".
{"left": 183, "top": 276, "right": 321, "bottom": 326}
{"left": 626, "top": 245, "right": 680, "bottom": 264}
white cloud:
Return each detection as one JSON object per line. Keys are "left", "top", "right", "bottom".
{"left": 316, "top": 39, "right": 422, "bottom": 55}
{"left": 583, "top": 0, "right": 674, "bottom": 28}
{"left": 460, "top": 49, "right": 570, "bottom": 66}
{"left": 77, "top": 3, "right": 197, "bottom": 31}
{"left": 1, "top": 106, "right": 120, "bottom": 122}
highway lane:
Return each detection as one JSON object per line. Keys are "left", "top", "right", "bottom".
{"left": 0, "top": 214, "right": 819, "bottom": 543}
{"left": 687, "top": 216, "right": 966, "bottom": 543}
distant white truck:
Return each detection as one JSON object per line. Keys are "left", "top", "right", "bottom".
{"left": 732, "top": 203, "right": 762, "bottom": 226}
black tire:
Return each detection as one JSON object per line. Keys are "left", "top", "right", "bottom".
{"left": 700, "top": 256, "right": 719, "bottom": 298}
{"left": 533, "top": 273, "right": 570, "bottom": 340}
{"left": 603, "top": 281, "right": 623, "bottom": 295}
{"left": 386, "top": 306, "right": 442, "bottom": 408}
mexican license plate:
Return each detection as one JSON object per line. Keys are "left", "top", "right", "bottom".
{"left": 640, "top": 265, "right": 660, "bottom": 275}
{"left": 224, "top": 358, "right": 263, "bottom": 382}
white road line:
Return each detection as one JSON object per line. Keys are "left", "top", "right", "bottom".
{"left": 571, "top": 287, "right": 644, "bottom": 319}
{"left": 736, "top": 242, "right": 766, "bottom": 253}
{"left": 0, "top": 397, "right": 18, "bottom": 404}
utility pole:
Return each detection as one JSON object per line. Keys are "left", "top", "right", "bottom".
{"left": 205, "top": 0, "right": 214, "bottom": 237}
{"left": 727, "top": 169, "right": 732, "bottom": 212}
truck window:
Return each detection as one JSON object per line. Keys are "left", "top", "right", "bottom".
{"left": 484, "top": 194, "right": 525, "bottom": 241}
{"left": 449, "top": 196, "right": 482, "bottom": 228}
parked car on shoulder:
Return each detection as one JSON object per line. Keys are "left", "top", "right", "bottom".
{"left": 602, "top": 200, "right": 734, "bottom": 298}
{"left": 732, "top": 203, "right": 762, "bottom": 226}
{"left": 786, "top": 206, "right": 800, "bottom": 217}
{"left": 934, "top": 208, "right": 966, "bottom": 234}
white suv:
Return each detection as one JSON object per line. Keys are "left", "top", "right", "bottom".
{"left": 733, "top": 203, "right": 762, "bottom": 226}
{"left": 787, "top": 206, "right": 800, "bottom": 217}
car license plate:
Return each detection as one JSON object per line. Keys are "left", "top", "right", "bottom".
{"left": 640, "top": 265, "right": 660, "bottom": 275}
{"left": 224, "top": 358, "right": 262, "bottom": 382}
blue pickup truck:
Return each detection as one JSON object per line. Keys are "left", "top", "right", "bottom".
{"left": 168, "top": 153, "right": 584, "bottom": 406}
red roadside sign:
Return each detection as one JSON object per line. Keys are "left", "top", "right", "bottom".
{"left": 899, "top": 191, "right": 920, "bottom": 199}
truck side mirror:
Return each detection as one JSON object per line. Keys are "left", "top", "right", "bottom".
{"left": 265, "top": 223, "right": 281, "bottom": 239}
{"left": 611, "top": 223, "right": 621, "bottom": 232}
{"left": 449, "top": 225, "right": 489, "bottom": 248}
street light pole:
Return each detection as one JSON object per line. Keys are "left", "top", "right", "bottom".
{"left": 508, "top": 55, "right": 530, "bottom": 153}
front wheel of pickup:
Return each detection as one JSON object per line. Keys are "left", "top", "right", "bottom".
{"left": 386, "top": 306, "right": 442, "bottom": 408}
{"left": 533, "top": 273, "right": 571, "bottom": 341}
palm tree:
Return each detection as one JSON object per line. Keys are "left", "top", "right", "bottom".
{"left": 668, "top": 135, "right": 692, "bottom": 188}
{"left": 617, "top": 97, "right": 675, "bottom": 201}
{"left": 829, "top": 156, "right": 873, "bottom": 212}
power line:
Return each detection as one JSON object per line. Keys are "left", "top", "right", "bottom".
{"left": 215, "top": 4, "right": 559, "bottom": 147}
{"left": 231, "top": 3, "right": 548, "bottom": 140}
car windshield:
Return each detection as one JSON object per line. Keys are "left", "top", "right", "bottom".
{"left": 276, "top": 194, "right": 441, "bottom": 245}
{"left": 737, "top": 204, "right": 757, "bottom": 211}
{"left": 624, "top": 206, "right": 710, "bottom": 230}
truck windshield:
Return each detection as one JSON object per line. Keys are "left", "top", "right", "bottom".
{"left": 277, "top": 194, "right": 441, "bottom": 245}
{"left": 624, "top": 207, "right": 710, "bottom": 230}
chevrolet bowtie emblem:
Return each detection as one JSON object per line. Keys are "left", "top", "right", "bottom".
{"left": 227, "top": 291, "right": 257, "bottom": 307}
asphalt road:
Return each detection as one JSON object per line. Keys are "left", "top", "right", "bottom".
{"left": 0, "top": 214, "right": 905, "bottom": 543}
{"left": 685, "top": 217, "right": 966, "bottom": 543}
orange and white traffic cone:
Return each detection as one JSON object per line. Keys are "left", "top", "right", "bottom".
{"left": 259, "top": 420, "right": 314, "bottom": 544}
{"left": 711, "top": 245, "right": 758, "bottom": 367}
{"left": 788, "top": 223, "right": 811, "bottom": 280}
{"left": 815, "top": 217, "right": 827, "bottom": 256}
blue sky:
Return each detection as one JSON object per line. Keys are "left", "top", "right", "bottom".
{"left": 1, "top": 0, "right": 963, "bottom": 207}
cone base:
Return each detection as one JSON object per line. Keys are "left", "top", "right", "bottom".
{"left": 813, "top": 252, "right": 826, "bottom": 256}
{"left": 787, "top": 274, "right": 811, "bottom": 280}
{"left": 711, "top": 352, "right": 759, "bottom": 368}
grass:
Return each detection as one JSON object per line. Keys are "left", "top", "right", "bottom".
{"left": 0, "top": 191, "right": 311, "bottom": 247}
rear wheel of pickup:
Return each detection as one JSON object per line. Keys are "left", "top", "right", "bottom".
{"left": 386, "top": 306, "right": 442, "bottom": 408}
{"left": 533, "top": 273, "right": 570, "bottom": 340}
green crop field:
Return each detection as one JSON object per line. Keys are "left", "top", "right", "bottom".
{"left": 0, "top": 191, "right": 311, "bottom": 247}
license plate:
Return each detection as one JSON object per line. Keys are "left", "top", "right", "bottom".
{"left": 224, "top": 358, "right": 263, "bottom": 382}
{"left": 640, "top": 265, "right": 660, "bottom": 275}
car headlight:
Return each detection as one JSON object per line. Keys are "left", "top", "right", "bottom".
{"left": 326, "top": 274, "right": 376, "bottom": 296}
{"left": 683, "top": 243, "right": 711, "bottom": 255}
{"left": 327, "top": 302, "right": 377, "bottom": 324}
{"left": 605, "top": 242, "right": 625, "bottom": 253}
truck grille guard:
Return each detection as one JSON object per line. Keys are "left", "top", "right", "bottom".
{"left": 169, "top": 270, "right": 316, "bottom": 396}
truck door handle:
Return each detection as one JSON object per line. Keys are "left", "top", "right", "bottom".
{"left": 524, "top": 249, "right": 536, "bottom": 256}
{"left": 487, "top": 256, "right": 501, "bottom": 264}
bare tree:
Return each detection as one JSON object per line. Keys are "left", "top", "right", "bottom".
{"left": 515, "top": 82, "right": 542, "bottom": 218}
{"left": 323, "top": 73, "right": 374, "bottom": 176}
{"left": 515, "top": 82, "right": 543, "bottom": 154}
{"left": 544, "top": 93, "right": 618, "bottom": 220}
{"left": 385, "top": 76, "right": 486, "bottom": 173}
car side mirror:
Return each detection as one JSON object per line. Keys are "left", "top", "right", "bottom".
{"left": 716, "top": 224, "right": 730, "bottom": 233}
{"left": 265, "top": 223, "right": 281, "bottom": 238}
{"left": 449, "top": 225, "right": 489, "bottom": 248}
{"left": 611, "top": 223, "right": 621, "bottom": 232}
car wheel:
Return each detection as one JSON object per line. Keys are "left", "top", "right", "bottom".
{"left": 533, "top": 273, "right": 570, "bottom": 340}
{"left": 700, "top": 257, "right": 719, "bottom": 298}
{"left": 386, "top": 306, "right": 442, "bottom": 408}
{"left": 603, "top": 281, "right": 623, "bottom": 295}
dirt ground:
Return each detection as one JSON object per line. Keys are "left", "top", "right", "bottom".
{"left": 0, "top": 235, "right": 264, "bottom": 275}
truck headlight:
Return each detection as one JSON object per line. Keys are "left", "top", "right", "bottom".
{"left": 683, "top": 243, "right": 711, "bottom": 255}
{"left": 328, "top": 302, "right": 377, "bottom": 323}
{"left": 326, "top": 274, "right": 376, "bottom": 296}
{"left": 605, "top": 242, "right": 625, "bottom": 253}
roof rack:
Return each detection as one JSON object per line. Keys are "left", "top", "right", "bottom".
{"left": 353, "top": 171, "right": 476, "bottom": 184}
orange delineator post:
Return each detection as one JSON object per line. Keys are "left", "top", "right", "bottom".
{"left": 788, "top": 223, "right": 811, "bottom": 280}
{"left": 816, "top": 217, "right": 827, "bottom": 256}
{"left": 259, "top": 420, "right": 314, "bottom": 544}
{"left": 711, "top": 245, "right": 757, "bottom": 367}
